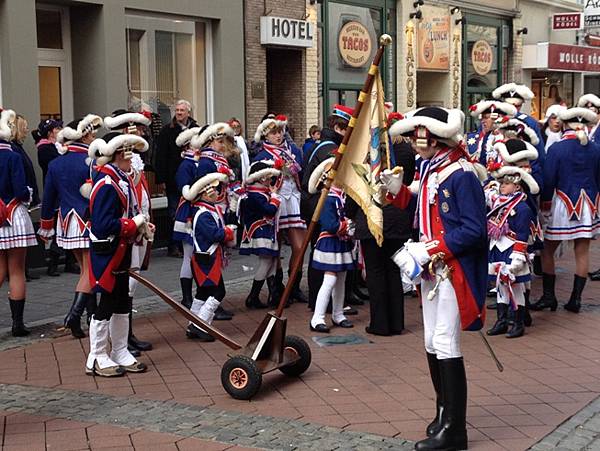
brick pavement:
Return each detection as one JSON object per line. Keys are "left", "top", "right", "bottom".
{"left": 0, "top": 244, "right": 600, "bottom": 450}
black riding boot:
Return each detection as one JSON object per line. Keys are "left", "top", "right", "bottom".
{"left": 128, "top": 310, "right": 152, "bottom": 351}
{"left": 524, "top": 289, "right": 532, "bottom": 327}
{"left": 289, "top": 269, "right": 308, "bottom": 303}
{"left": 506, "top": 306, "right": 525, "bottom": 338}
{"left": 245, "top": 279, "right": 268, "bottom": 309}
{"left": 564, "top": 274, "right": 586, "bottom": 313}
{"left": 274, "top": 268, "right": 286, "bottom": 304}
{"left": 64, "top": 292, "right": 88, "bottom": 339}
{"left": 415, "top": 357, "right": 468, "bottom": 451}
{"left": 267, "top": 275, "right": 283, "bottom": 307}
{"left": 425, "top": 353, "right": 444, "bottom": 437}
{"left": 86, "top": 293, "right": 97, "bottom": 326}
{"left": 47, "top": 249, "right": 61, "bottom": 277}
{"left": 180, "top": 278, "right": 193, "bottom": 309}
{"left": 10, "top": 298, "right": 30, "bottom": 337}
{"left": 529, "top": 273, "right": 558, "bottom": 311}
{"left": 486, "top": 302, "right": 509, "bottom": 336}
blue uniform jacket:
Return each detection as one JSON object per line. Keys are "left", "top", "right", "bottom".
{"left": 176, "top": 157, "right": 199, "bottom": 193}
{"left": 542, "top": 135, "right": 600, "bottom": 218}
{"left": 11, "top": 142, "right": 40, "bottom": 206}
{"left": 239, "top": 187, "right": 279, "bottom": 247}
{"left": 89, "top": 164, "right": 139, "bottom": 294}
{"left": 0, "top": 140, "right": 30, "bottom": 205}
{"left": 40, "top": 143, "right": 92, "bottom": 230}
{"left": 390, "top": 156, "right": 488, "bottom": 331}
{"left": 192, "top": 202, "right": 229, "bottom": 287}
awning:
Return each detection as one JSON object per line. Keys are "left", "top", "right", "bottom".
{"left": 523, "top": 42, "right": 600, "bottom": 73}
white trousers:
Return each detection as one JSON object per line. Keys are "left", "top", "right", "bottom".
{"left": 129, "top": 240, "right": 148, "bottom": 297}
{"left": 421, "top": 277, "right": 462, "bottom": 359}
{"left": 496, "top": 282, "right": 525, "bottom": 307}
{"left": 179, "top": 242, "right": 194, "bottom": 279}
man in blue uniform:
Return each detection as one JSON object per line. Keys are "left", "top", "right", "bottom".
{"left": 382, "top": 107, "right": 488, "bottom": 451}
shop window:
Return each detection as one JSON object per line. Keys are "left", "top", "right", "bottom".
{"left": 125, "top": 14, "right": 210, "bottom": 126}
{"left": 38, "top": 66, "right": 62, "bottom": 120}
{"left": 465, "top": 24, "right": 498, "bottom": 90}
{"left": 531, "top": 73, "right": 573, "bottom": 120}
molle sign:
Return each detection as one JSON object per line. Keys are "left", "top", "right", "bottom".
{"left": 548, "top": 44, "right": 600, "bottom": 72}
{"left": 417, "top": 14, "right": 450, "bottom": 71}
{"left": 260, "top": 16, "right": 314, "bottom": 48}
{"left": 338, "top": 21, "right": 373, "bottom": 68}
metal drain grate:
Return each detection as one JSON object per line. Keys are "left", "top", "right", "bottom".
{"left": 311, "top": 334, "right": 371, "bottom": 347}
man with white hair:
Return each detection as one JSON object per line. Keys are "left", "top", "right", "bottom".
{"left": 155, "top": 100, "right": 198, "bottom": 257}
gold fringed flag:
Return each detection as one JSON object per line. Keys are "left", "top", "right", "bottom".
{"left": 335, "top": 73, "right": 388, "bottom": 247}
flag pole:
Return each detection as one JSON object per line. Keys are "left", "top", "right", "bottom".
{"left": 275, "top": 34, "right": 393, "bottom": 318}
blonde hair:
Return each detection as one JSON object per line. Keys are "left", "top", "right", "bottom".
{"left": 13, "top": 115, "right": 28, "bottom": 144}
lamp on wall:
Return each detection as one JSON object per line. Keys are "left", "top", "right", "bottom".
{"left": 455, "top": 17, "right": 464, "bottom": 25}
{"left": 517, "top": 27, "right": 528, "bottom": 35}
{"left": 410, "top": 0, "right": 424, "bottom": 20}
{"left": 309, "top": 0, "right": 323, "bottom": 4}
{"left": 413, "top": 0, "right": 424, "bottom": 7}
{"left": 410, "top": 10, "right": 423, "bottom": 19}
{"left": 450, "top": 7, "right": 460, "bottom": 14}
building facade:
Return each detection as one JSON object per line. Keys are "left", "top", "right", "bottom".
{"left": 0, "top": 0, "right": 244, "bottom": 194}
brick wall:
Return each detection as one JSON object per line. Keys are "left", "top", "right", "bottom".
{"left": 244, "top": 0, "right": 314, "bottom": 144}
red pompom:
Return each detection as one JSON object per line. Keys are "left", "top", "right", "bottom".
{"left": 500, "top": 115, "right": 510, "bottom": 123}
{"left": 273, "top": 158, "right": 284, "bottom": 170}
{"left": 487, "top": 161, "right": 503, "bottom": 172}
{"left": 469, "top": 104, "right": 477, "bottom": 111}
{"left": 275, "top": 114, "right": 288, "bottom": 122}
{"left": 387, "top": 112, "right": 404, "bottom": 124}
{"left": 217, "top": 166, "right": 231, "bottom": 176}
{"left": 142, "top": 111, "right": 152, "bottom": 119}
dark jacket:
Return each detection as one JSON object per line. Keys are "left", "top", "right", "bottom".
{"left": 300, "top": 128, "right": 343, "bottom": 221}
{"left": 154, "top": 117, "right": 198, "bottom": 194}
{"left": 345, "top": 140, "right": 416, "bottom": 242}
{"left": 36, "top": 141, "right": 60, "bottom": 183}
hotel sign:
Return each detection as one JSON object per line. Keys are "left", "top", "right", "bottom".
{"left": 260, "top": 16, "right": 314, "bottom": 48}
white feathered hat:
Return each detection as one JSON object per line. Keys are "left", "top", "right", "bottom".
{"left": 308, "top": 157, "right": 335, "bottom": 194}
{"left": 494, "top": 117, "right": 540, "bottom": 145}
{"left": 181, "top": 167, "right": 230, "bottom": 202}
{"left": 191, "top": 122, "right": 234, "bottom": 149}
{"left": 245, "top": 159, "right": 283, "bottom": 185}
{"left": 389, "top": 107, "right": 464, "bottom": 147}
{"left": 469, "top": 100, "right": 517, "bottom": 119}
{"left": 492, "top": 165, "right": 539, "bottom": 195}
{"left": 176, "top": 127, "right": 202, "bottom": 148}
{"left": 0, "top": 109, "right": 16, "bottom": 141}
{"left": 57, "top": 114, "right": 103, "bottom": 144}
{"left": 492, "top": 83, "right": 535, "bottom": 106}
{"left": 559, "top": 107, "right": 598, "bottom": 145}
{"left": 254, "top": 118, "right": 282, "bottom": 143}
{"left": 104, "top": 111, "right": 150, "bottom": 131}
{"left": 577, "top": 93, "right": 600, "bottom": 109}
{"left": 88, "top": 133, "right": 148, "bottom": 167}
{"left": 544, "top": 104, "right": 567, "bottom": 122}
{"left": 494, "top": 139, "right": 538, "bottom": 165}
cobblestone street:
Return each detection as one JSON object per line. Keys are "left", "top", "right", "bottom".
{"left": 1, "top": 245, "right": 600, "bottom": 450}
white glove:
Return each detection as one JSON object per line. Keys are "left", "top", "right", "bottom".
{"left": 507, "top": 254, "right": 526, "bottom": 274}
{"left": 132, "top": 214, "right": 147, "bottom": 229}
{"left": 380, "top": 167, "right": 404, "bottom": 196}
{"left": 346, "top": 219, "right": 356, "bottom": 238}
{"left": 405, "top": 240, "right": 431, "bottom": 266}
{"left": 143, "top": 222, "right": 156, "bottom": 242}
{"left": 391, "top": 248, "right": 422, "bottom": 281}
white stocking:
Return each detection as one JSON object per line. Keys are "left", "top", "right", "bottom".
{"left": 311, "top": 273, "right": 337, "bottom": 328}
{"left": 255, "top": 256, "right": 276, "bottom": 281}
{"left": 331, "top": 272, "right": 347, "bottom": 324}
{"left": 179, "top": 242, "right": 193, "bottom": 279}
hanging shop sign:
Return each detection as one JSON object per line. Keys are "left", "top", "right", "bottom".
{"left": 552, "top": 13, "right": 583, "bottom": 30}
{"left": 260, "top": 16, "right": 314, "bottom": 48}
{"left": 548, "top": 43, "right": 600, "bottom": 71}
{"left": 585, "top": 0, "right": 600, "bottom": 27}
{"left": 417, "top": 14, "right": 450, "bottom": 71}
{"left": 338, "top": 21, "right": 372, "bottom": 68}
{"left": 471, "top": 40, "right": 493, "bottom": 76}
{"left": 405, "top": 20, "right": 416, "bottom": 108}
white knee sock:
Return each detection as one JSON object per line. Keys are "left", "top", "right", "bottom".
{"left": 331, "top": 272, "right": 347, "bottom": 323}
{"left": 198, "top": 296, "right": 220, "bottom": 324}
{"left": 311, "top": 273, "right": 337, "bottom": 328}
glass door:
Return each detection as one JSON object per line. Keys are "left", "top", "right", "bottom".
{"left": 462, "top": 15, "right": 509, "bottom": 131}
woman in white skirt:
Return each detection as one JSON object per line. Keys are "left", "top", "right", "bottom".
{"left": 38, "top": 114, "right": 103, "bottom": 338}
{"left": 0, "top": 109, "right": 37, "bottom": 336}
{"left": 532, "top": 107, "right": 600, "bottom": 313}
{"left": 253, "top": 116, "right": 307, "bottom": 304}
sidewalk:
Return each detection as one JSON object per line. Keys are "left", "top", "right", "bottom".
{"left": 1, "top": 244, "right": 600, "bottom": 450}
